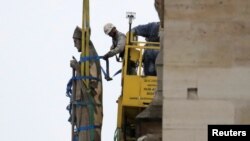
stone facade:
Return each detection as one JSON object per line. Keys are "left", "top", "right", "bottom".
{"left": 135, "top": 1, "right": 164, "bottom": 140}
{"left": 163, "top": 0, "right": 250, "bottom": 141}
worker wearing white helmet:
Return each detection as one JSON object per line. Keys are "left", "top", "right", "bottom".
{"left": 103, "top": 23, "right": 137, "bottom": 75}
{"left": 102, "top": 23, "right": 126, "bottom": 61}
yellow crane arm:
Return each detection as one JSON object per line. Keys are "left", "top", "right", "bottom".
{"left": 81, "top": 0, "right": 90, "bottom": 88}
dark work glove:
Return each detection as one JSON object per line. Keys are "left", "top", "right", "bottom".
{"left": 102, "top": 55, "right": 108, "bottom": 60}
{"left": 102, "top": 52, "right": 111, "bottom": 60}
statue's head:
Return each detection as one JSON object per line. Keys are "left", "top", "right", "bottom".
{"left": 73, "top": 26, "right": 82, "bottom": 52}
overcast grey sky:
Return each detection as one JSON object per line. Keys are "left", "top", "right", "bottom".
{"left": 0, "top": 0, "right": 158, "bottom": 140}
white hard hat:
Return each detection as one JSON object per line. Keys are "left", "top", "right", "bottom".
{"left": 104, "top": 23, "right": 115, "bottom": 35}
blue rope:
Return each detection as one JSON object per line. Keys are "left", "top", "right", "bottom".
{"left": 112, "top": 69, "right": 122, "bottom": 77}
{"left": 80, "top": 55, "right": 112, "bottom": 80}
{"left": 101, "top": 66, "right": 108, "bottom": 78}
{"left": 73, "top": 101, "right": 102, "bottom": 107}
{"left": 72, "top": 76, "right": 100, "bottom": 81}
{"left": 65, "top": 55, "right": 105, "bottom": 140}
{"left": 66, "top": 76, "right": 100, "bottom": 98}
{"left": 66, "top": 78, "right": 73, "bottom": 97}
{"left": 72, "top": 125, "right": 101, "bottom": 141}
{"left": 65, "top": 55, "right": 120, "bottom": 129}
{"left": 80, "top": 56, "right": 103, "bottom": 62}
{"left": 73, "top": 136, "right": 78, "bottom": 141}
{"left": 79, "top": 55, "right": 122, "bottom": 80}
{"left": 77, "top": 125, "right": 101, "bottom": 132}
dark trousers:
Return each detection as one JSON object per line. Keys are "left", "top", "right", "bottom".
{"left": 143, "top": 49, "right": 159, "bottom": 76}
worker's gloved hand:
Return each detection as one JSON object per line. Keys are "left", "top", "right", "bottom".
{"left": 102, "top": 52, "right": 111, "bottom": 60}
{"left": 70, "top": 60, "right": 80, "bottom": 70}
{"left": 102, "top": 55, "right": 108, "bottom": 60}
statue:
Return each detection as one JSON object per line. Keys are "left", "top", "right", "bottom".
{"left": 70, "top": 26, "right": 103, "bottom": 141}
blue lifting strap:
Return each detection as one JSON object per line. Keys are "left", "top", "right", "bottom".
{"left": 66, "top": 78, "right": 73, "bottom": 97}
{"left": 100, "top": 67, "right": 108, "bottom": 77}
{"left": 77, "top": 125, "right": 101, "bottom": 132}
{"left": 79, "top": 55, "right": 111, "bottom": 80}
{"left": 73, "top": 101, "right": 102, "bottom": 107}
{"left": 73, "top": 136, "right": 78, "bottom": 141}
{"left": 72, "top": 76, "right": 100, "bottom": 81}
{"left": 66, "top": 76, "right": 100, "bottom": 98}
{"left": 79, "top": 55, "right": 122, "bottom": 80}
{"left": 112, "top": 69, "right": 122, "bottom": 77}
{"left": 80, "top": 56, "right": 103, "bottom": 62}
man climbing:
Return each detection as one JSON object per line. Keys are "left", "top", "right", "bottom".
{"left": 131, "top": 22, "right": 160, "bottom": 76}
{"left": 103, "top": 23, "right": 136, "bottom": 75}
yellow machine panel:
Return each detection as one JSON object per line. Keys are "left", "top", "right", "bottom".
{"left": 122, "top": 76, "right": 157, "bottom": 107}
{"left": 123, "top": 76, "right": 141, "bottom": 106}
{"left": 139, "top": 76, "right": 157, "bottom": 105}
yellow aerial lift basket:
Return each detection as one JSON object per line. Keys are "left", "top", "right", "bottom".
{"left": 115, "top": 32, "right": 160, "bottom": 141}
